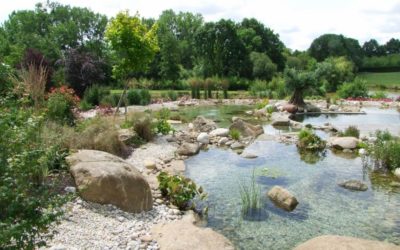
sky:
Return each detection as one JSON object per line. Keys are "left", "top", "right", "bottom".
{"left": 0, "top": 0, "right": 399, "bottom": 51}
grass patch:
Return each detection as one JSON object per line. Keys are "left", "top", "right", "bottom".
{"left": 358, "top": 72, "right": 400, "bottom": 89}
{"left": 239, "top": 169, "right": 262, "bottom": 218}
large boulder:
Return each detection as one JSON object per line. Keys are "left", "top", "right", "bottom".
{"left": 176, "top": 143, "right": 200, "bottom": 156}
{"left": 193, "top": 116, "right": 217, "bottom": 133}
{"left": 271, "top": 112, "right": 291, "bottom": 126}
{"left": 209, "top": 128, "right": 229, "bottom": 137}
{"left": 152, "top": 212, "right": 234, "bottom": 250}
{"left": 229, "top": 119, "right": 263, "bottom": 138}
{"left": 328, "top": 137, "right": 360, "bottom": 150}
{"left": 282, "top": 104, "right": 298, "bottom": 114}
{"left": 338, "top": 180, "right": 368, "bottom": 191}
{"left": 196, "top": 132, "right": 209, "bottom": 144}
{"left": 66, "top": 150, "right": 152, "bottom": 213}
{"left": 267, "top": 186, "right": 298, "bottom": 211}
{"left": 294, "top": 235, "right": 400, "bottom": 250}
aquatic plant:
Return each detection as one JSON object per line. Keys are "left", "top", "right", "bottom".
{"left": 297, "top": 129, "right": 326, "bottom": 151}
{"left": 239, "top": 169, "right": 262, "bottom": 217}
{"left": 157, "top": 171, "right": 206, "bottom": 210}
{"left": 364, "top": 130, "right": 400, "bottom": 172}
{"left": 339, "top": 125, "right": 360, "bottom": 138}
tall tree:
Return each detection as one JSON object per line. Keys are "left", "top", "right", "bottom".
{"left": 284, "top": 68, "right": 317, "bottom": 106}
{"left": 309, "top": 34, "right": 363, "bottom": 68}
{"left": 105, "top": 11, "right": 159, "bottom": 80}
{"left": 362, "top": 39, "right": 384, "bottom": 57}
{"left": 195, "top": 19, "right": 247, "bottom": 77}
{"left": 384, "top": 38, "right": 400, "bottom": 54}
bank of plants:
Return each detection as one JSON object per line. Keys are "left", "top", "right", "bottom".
{"left": 46, "top": 86, "right": 80, "bottom": 125}
{"left": 297, "top": 129, "right": 326, "bottom": 152}
{"left": 0, "top": 97, "right": 69, "bottom": 249}
{"left": 230, "top": 128, "right": 241, "bottom": 140}
{"left": 364, "top": 130, "right": 400, "bottom": 172}
{"left": 339, "top": 125, "right": 360, "bottom": 138}
{"left": 337, "top": 78, "right": 369, "bottom": 99}
{"left": 157, "top": 171, "right": 206, "bottom": 211}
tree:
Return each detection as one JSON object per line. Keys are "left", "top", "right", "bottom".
{"left": 195, "top": 19, "right": 247, "bottom": 77}
{"left": 105, "top": 11, "right": 159, "bottom": 80}
{"left": 63, "top": 48, "right": 110, "bottom": 97}
{"left": 309, "top": 34, "right": 363, "bottom": 68}
{"left": 384, "top": 38, "right": 400, "bottom": 55}
{"left": 315, "top": 56, "right": 355, "bottom": 92}
{"left": 237, "top": 18, "right": 286, "bottom": 72}
{"left": 284, "top": 68, "right": 317, "bottom": 106}
{"left": 249, "top": 52, "right": 277, "bottom": 80}
{"left": 362, "top": 39, "right": 384, "bottom": 57}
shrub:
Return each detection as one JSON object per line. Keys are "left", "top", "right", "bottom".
{"left": 157, "top": 171, "right": 206, "bottom": 210}
{"left": 340, "top": 126, "right": 360, "bottom": 138}
{"left": 83, "top": 85, "right": 110, "bottom": 106}
{"left": 255, "top": 99, "right": 269, "bottom": 110}
{"left": 68, "top": 117, "right": 128, "bottom": 157}
{"left": 337, "top": 78, "right": 369, "bottom": 99}
{"left": 0, "top": 104, "right": 68, "bottom": 249}
{"left": 100, "top": 94, "right": 120, "bottom": 107}
{"left": 0, "top": 63, "right": 13, "bottom": 96}
{"left": 297, "top": 129, "right": 326, "bottom": 151}
{"left": 365, "top": 130, "right": 400, "bottom": 171}
{"left": 156, "top": 119, "right": 173, "bottom": 135}
{"left": 126, "top": 89, "right": 152, "bottom": 105}
{"left": 129, "top": 113, "right": 155, "bottom": 142}
{"left": 371, "top": 91, "right": 388, "bottom": 99}
{"left": 230, "top": 129, "right": 241, "bottom": 140}
{"left": 167, "top": 90, "right": 178, "bottom": 101}
{"left": 46, "top": 86, "right": 79, "bottom": 125}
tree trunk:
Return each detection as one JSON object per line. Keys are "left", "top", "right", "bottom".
{"left": 289, "top": 89, "right": 305, "bottom": 107}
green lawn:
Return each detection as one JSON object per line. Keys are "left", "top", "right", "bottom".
{"left": 358, "top": 72, "right": 400, "bottom": 88}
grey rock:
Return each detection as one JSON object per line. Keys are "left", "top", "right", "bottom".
{"left": 267, "top": 186, "right": 298, "bottom": 211}
{"left": 338, "top": 180, "right": 368, "bottom": 191}
{"left": 230, "top": 142, "right": 245, "bottom": 150}
{"left": 176, "top": 143, "right": 200, "bottom": 156}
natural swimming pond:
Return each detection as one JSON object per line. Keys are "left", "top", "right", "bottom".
{"left": 183, "top": 105, "right": 400, "bottom": 250}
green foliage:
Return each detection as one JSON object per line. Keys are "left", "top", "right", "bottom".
{"left": 239, "top": 169, "right": 261, "bottom": 217}
{"left": 365, "top": 130, "right": 400, "bottom": 171}
{"left": 105, "top": 11, "right": 159, "bottom": 79}
{"left": 83, "top": 85, "right": 110, "bottom": 106}
{"left": 46, "top": 86, "right": 79, "bottom": 125}
{"left": 340, "top": 126, "right": 360, "bottom": 138}
{"left": 249, "top": 77, "right": 287, "bottom": 99}
{"left": 315, "top": 56, "right": 355, "bottom": 92}
{"left": 284, "top": 68, "right": 318, "bottom": 106}
{"left": 250, "top": 52, "right": 277, "bottom": 80}
{"left": 0, "top": 100, "right": 68, "bottom": 249}
{"left": 371, "top": 91, "right": 387, "bottom": 99}
{"left": 156, "top": 119, "right": 173, "bottom": 135}
{"left": 0, "top": 63, "right": 13, "bottom": 95}
{"left": 255, "top": 99, "right": 269, "bottom": 109}
{"left": 362, "top": 54, "right": 400, "bottom": 71}
{"left": 337, "top": 78, "right": 369, "bottom": 99}
{"left": 230, "top": 128, "right": 241, "bottom": 140}
{"left": 167, "top": 90, "right": 178, "bottom": 101}
{"left": 157, "top": 171, "right": 206, "bottom": 210}
{"left": 126, "top": 89, "right": 152, "bottom": 105}
{"left": 297, "top": 129, "right": 326, "bottom": 151}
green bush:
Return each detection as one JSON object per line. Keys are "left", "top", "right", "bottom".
{"left": 167, "top": 90, "right": 178, "bottom": 101}
{"left": 47, "top": 93, "right": 75, "bottom": 125}
{"left": 0, "top": 104, "right": 68, "bottom": 249}
{"left": 127, "top": 89, "right": 152, "bottom": 105}
{"left": 157, "top": 171, "right": 206, "bottom": 210}
{"left": 100, "top": 94, "right": 120, "bottom": 107}
{"left": 83, "top": 85, "right": 110, "bottom": 106}
{"left": 230, "top": 129, "right": 241, "bottom": 140}
{"left": 340, "top": 126, "right": 360, "bottom": 138}
{"left": 337, "top": 78, "right": 369, "bottom": 99}
{"left": 365, "top": 130, "right": 400, "bottom": 171}
{"left": 371, "top": 91, "right": 388, "bottom": 99}
{"left": 297, "top": 129, "right": 326, "bottom": 151}
{"left": 156, "top": 119, "right": 173, "bottom": 135}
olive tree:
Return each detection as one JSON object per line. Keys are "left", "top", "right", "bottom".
{"left": 284, "top": 68, "right": 317, "bottom": 106}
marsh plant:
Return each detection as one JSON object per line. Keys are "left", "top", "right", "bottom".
{"left": 364, "top": 130, "right": 400, "bottom": 172}
{"left": 230, "top": 128, "right": 241, "bottom": 140}
{"left": 339, "top": 125, "right": 360, "bottom": 138}
{"left": 239, "top": 169, "right": 262, "bottom": 218}
{"left": 297, "top": 128, "right": 326, "bottom": 152}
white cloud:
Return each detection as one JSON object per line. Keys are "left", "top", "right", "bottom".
{"left": 1, "top": 0, "right": 399, "bottom": 50}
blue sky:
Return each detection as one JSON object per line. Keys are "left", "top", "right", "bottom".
{"left": 1, "top": 0, "right": 399, "bottom": 50}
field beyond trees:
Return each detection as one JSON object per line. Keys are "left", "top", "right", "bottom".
{"left": 358, "top": 72, "right": 400, "bottom": 88}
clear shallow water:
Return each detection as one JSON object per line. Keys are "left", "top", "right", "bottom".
{"left": 292, "top": 107, "right": 400, "bottom": 136}
{"left": 185, "top": 142, "right": 400, "bottom": 250}
{"left": 182, "top": 105, "right": 400, "bottom": 250}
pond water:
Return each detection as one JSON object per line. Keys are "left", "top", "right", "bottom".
{"left": 292, "top": 107, "right": 400, "bottom": 136}
{"left": 183, "top": 105, "right": 400, "bottom": 250}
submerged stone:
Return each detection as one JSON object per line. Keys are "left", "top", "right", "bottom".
{"left": 267, "top": 186, "right": 298, "bottom": 211}
{"left": 338, "top": 180, "right": 368, "bottom": 191}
